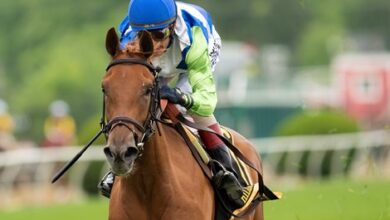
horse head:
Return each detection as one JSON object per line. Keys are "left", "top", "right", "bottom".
{"left": 102, "top": 28, "right": 159, "bottom": 176}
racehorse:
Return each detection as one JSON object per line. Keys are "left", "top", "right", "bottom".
{"left": 102, "top": 27, "right": 265, "bottom": 220}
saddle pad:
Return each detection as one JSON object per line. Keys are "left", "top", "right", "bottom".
{"left": 182, "top": 126, "right": 260, "bottom": 218}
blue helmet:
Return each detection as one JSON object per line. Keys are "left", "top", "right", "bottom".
{"left": 128, "top": 0, "right": 177, "bottom": 31}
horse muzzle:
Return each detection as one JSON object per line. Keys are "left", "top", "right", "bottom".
{"left": 104, "top": 145, "right": 140, "bottom": 176}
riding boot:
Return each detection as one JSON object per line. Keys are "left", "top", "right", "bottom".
{"left": 97, "top": 171, "right": 115, "bottom": 198}
{"left": 207, "top": 145, "right": 246, "bottom": 209}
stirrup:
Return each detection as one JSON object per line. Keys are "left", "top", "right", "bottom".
{"left": 97, "top": 171, "right": 115, "bottom": 198}
{"left": 212, "top": 169, "right": 246, "bottom": 209}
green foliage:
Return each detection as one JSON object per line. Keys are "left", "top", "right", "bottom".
{"left": 274, "top": 109, "right": 360, "bottom": 136}
{"left": 0, "top": 0, "right": 128, "bottom": 141}
{"left": 82, "top": 161, "right": 106, "bottom": 195}
{"left": 1, "top": 0, "right": 388, "bottom": 142}
{"left": 77, "top": 113, "right": 106, "bottom": 146}
{"left": 297, "top": 23, "right": 344, "bottom": 65}
{"left": 184, "top": 0, "right": 310, "bottom": 48}
{"left": 77, "top": 113, "right": 107, "bottom": 196}
{"left": 295, "top": 0, "right": 348, "bottom": 65}
{"left": 346, "top": 0, "right": 390, "bottom": 47}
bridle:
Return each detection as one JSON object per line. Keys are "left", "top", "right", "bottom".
{"left": 51, "top": 58, "right": 162, "bottom": 183}
{"left": 101, "top": 58, "right": 162, "bottom": 154}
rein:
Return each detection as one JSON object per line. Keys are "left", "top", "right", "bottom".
{"left": 52, "top": 58, "right": 161, "bottom": 183}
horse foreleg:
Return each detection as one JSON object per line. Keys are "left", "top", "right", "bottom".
{"left": 252, "top": 203, "right": 264, "bottom": 220}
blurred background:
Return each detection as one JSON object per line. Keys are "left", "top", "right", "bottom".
{"left": 0, "top": 0, "right": 389, "bottom": 219}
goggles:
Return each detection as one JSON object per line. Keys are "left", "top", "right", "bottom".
{"left": 137, "top": 26, "right": 173, "bottom": 41}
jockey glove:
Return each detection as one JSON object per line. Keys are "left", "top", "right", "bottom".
{"left": 160, "top": 85, "right": 193, "bottom": 109}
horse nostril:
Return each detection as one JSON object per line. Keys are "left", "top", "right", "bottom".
{"left": 124, "top": 147, "right": 139, "bottom": 161}
{"left": 104, "top": 147, "right": 114, "bottom": 159}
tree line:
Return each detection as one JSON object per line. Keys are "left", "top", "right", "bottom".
{"left": 0, "top": 0, "right": 388, "bottom": 142}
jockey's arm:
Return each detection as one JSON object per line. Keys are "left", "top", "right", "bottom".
{"left": 185, "top": 26, "right": 217, "bottom": 117}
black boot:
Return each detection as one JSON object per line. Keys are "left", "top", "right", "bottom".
{"left": 97, "top": 171, "right": 115, "bottom": 198}
{"left": 208, "top": 145, "right": 246, "bottom": 209}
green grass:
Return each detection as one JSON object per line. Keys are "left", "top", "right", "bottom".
{"left": 0, "top": 179, "right": 389, "bottom": 220}
{"left": 0, "top": 197, "right": 108, "bottom": 220}
{"left": 265, "top": 179, "right": 390, "bottom": 220}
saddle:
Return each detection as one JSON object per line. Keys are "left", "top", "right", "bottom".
{"left": 162, "top": 103, "right": 279, "bottom": 220}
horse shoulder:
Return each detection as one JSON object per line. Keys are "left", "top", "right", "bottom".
{"left": 227, "top": 128, "right": 265, "bottom": 220}
{"left": 151, "top": 125, "right": 215, "bottom": 219}
{"left": 227, "top": 128, "right": 263, "bottom": 173}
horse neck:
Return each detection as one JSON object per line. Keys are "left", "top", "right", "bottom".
{"left": 122, "top": 124, "right": 182, "bottom": 194}
{"left": 113, "top": 123, "right": 215, "bottom": 219}
{"left": 139, "top": 125, "right": 174, "bottom": 175}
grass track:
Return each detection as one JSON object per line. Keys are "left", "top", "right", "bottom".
{"left": 265, "top": 179, "right": 390, "bottom": 220}
{"left": 0, "top": 198, "right": 108, "bottom": 220}
{"left": 1, "top": 179, "right": 389, "bottom": 220}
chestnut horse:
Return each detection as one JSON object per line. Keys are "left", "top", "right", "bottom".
{"left": 102, "top": 28, "right": 265, "bottom": 220}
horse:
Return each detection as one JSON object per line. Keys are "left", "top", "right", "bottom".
{"left": 102, "top": 27, "right": 265, "bottom": 220}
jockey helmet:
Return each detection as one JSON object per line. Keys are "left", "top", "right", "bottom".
{"left": 49, "top": 100, "right": 69, "bottom": 117}
{"left": 128, "top": 0, "right": 177, "bottom": 31}
{"left": 0, "top": 99, "right": 8, "bottom": 115}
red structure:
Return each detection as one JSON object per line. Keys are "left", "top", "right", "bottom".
{"left": 333, "top": 54, "right": 390, "bottom": 124}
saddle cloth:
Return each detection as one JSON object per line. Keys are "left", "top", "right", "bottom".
{"left": 181, "top": 125, "right": 260, "bottom": 219}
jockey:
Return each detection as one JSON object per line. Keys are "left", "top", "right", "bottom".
{"left": 42, "top": 100, "right": 76, "bottom": 147}
{"left": 99, "top": 0, "right": 246, "bottom": 208}
{"left": 0, "top": 99, "right": 16, "bottom": 151}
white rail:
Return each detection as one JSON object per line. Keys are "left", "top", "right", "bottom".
{"left": 253, "top": 130, "right": 390, "bottom": 178}
{"left": 253, "top": 130, "right": 390, "bottom": 153}
{"left": 0, "top": 130, "right": 389, "bottom": 206}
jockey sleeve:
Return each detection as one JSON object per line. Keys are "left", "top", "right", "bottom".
{"left": 185, "top": 26, "right": 217, "bottom": 117}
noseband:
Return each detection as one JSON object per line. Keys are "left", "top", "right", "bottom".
{"left": 101, "top": 58, "right": 162, "bottom": 152}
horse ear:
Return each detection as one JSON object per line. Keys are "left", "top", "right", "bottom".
{"left": 138, "top": 31, "right": 154, "bottom": 59}
{"left": 106, "top": 27, "right": 120, "bottom": 57}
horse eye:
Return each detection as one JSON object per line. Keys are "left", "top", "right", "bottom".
{"left": 101, "top": 83, "right": 107, "bottom": 94}
{"left": 102, "top": 87, "right": 109, "bottom": 97}
{"left": 144, "top": 86, "right": 153, "bottom": 96}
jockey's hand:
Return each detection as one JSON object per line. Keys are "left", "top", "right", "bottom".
{"left": 159, "top": 85, "right": 193, "bottom": 109}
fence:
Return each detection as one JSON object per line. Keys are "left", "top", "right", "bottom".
{"left": 253, "top": 130, "right": 390, "bottom": 178}
{"left": 0, "top": 130, "right": 389, "bottom": 206}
